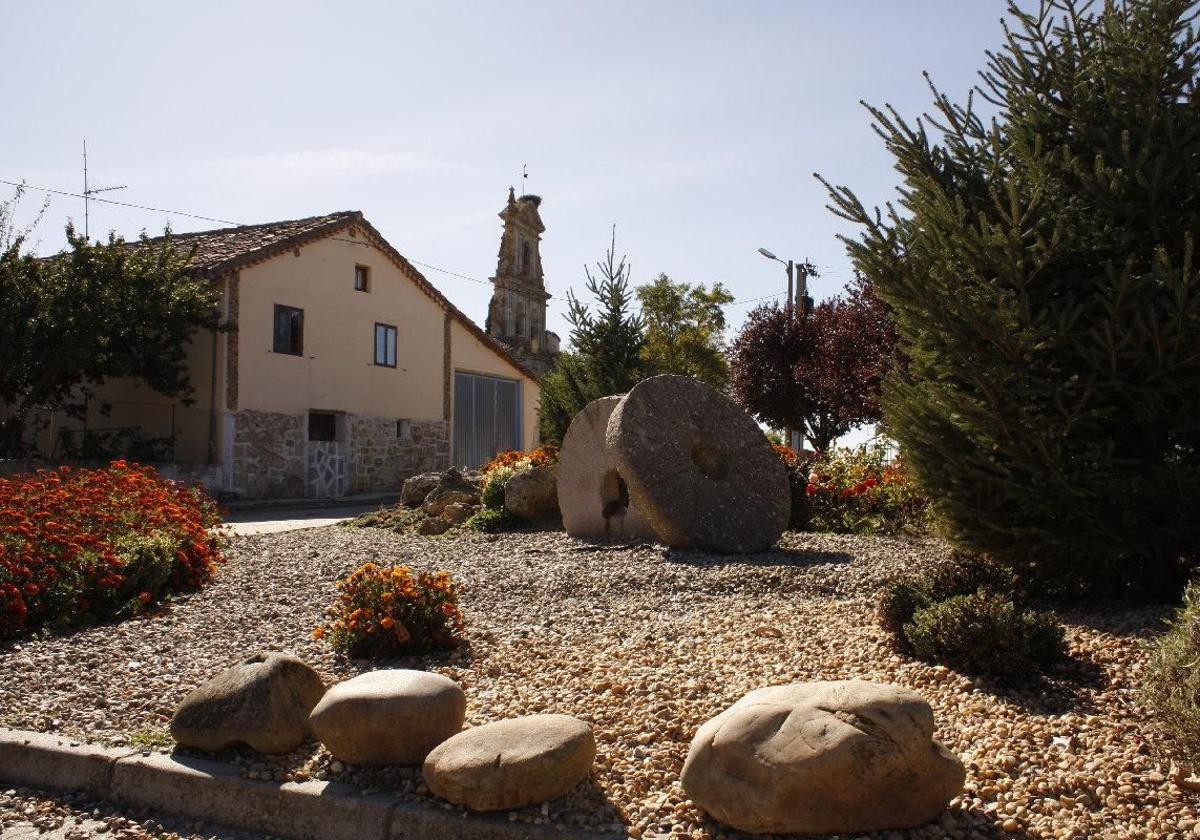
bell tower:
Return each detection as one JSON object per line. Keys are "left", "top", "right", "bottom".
{"left": 485, "top": 188, "right": 560, "bottom": 375}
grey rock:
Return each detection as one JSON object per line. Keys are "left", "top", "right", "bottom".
{"left": 417, "top": 517, "right": 451, "bottom": 536}
{"left": 423, "top": 714, "right": 596, "bottom": 811}
{"left": 169, "top": 652, "right": 325, "bottom": 755}
{"left": 401, "top": 472, "right": 442, "bottom": 508}
{"left": 503, "top": 464, "right": 560, "bottom": 521}
{"left": 607, "top": 375, "right": 788, "bottom": 553}
{"left": 422, "top": 468, "right": 481, "bottom": 515}
{"left": 309, "top": 670, "right": 466, "bottom": 766}
{"left": 440, "top": 502, "right": 476, "bottom": 525}
{"left": 680, "top": 680, "right": 966, "bottom": 834}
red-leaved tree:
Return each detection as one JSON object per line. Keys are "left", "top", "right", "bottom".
{"left": 729, "top": 280, "right": 894, "bottom": 452}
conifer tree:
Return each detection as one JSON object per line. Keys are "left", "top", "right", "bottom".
{"left": 820, "top": 0, "right": 1200, "bottom": 597}
{"left": 538, "top": 231, "right": 646, "bottom": 443}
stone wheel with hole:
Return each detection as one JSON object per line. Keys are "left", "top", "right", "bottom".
{"left": 606, "top": 375, "right": 789, "bottom": 553}
{"left": 557, "top": 396, "right": 657, "bottom": 542}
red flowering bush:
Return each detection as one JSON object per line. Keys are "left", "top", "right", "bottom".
{"left": 314, "top": 562, "right": 465, "bottom": 659}
{"left": 0, "top": 461, "right": 224, "bottom": 637}
{"left": 777, "top": 442, "right": 931, "bottom": 535}
{"left": 480, "top": 444, "right": 559, "bottom": 476}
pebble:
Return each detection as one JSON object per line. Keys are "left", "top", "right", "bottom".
{"left": 0, "top": 527, "right": 1195, "bottom": 839}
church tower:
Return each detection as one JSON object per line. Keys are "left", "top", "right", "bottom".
{"left": 485, "top": 188, "right": 560, "bottom": 376}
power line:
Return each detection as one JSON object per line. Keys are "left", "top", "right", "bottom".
{"left": 0, "top": 178, "right": 244, "bottom": 227}
{"left": 4, "top": 175, "right": 802, "bottom": 307}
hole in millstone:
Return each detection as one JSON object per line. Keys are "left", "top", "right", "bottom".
{"left": 690, "top": 441, "right": 728, "bottom": 480}
{"left": 600, "top": 469, "right": 630, "bottom": 520}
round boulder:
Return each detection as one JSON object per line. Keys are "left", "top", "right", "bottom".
{"left": 169, "top": 652, "right": 325, "bottom": 755}
{"left": 680, "top": 680, "right": 965, "bottom": 835}
{"left": 557, "top": 396, "right": 657, "bottom": 542}
{"left": 423, "top": 714, "right": 595, "bottom": 811}
{"left": 607, "top": 375, "right": 789, "bottom": 553}
{"left": 503, "top": 463, "right": 560, "bottom": 520}
{"left": 309, "top": 669, "right": 465, "bottom": 766}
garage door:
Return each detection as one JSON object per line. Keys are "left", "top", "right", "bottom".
{"left": 453, "top": 372, "right": 522, "bottom": 467}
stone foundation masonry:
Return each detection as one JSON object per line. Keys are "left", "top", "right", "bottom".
{"left": 229, "top": 410, "right": 449, "bottom": 499}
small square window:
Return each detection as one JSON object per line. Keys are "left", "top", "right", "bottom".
{"left": 354, "top": 265, "right": 370, "bottom": 292}
{"left": 308, "top": 412, "right": 336, "bottom": 442}
{"left": 374, "top": 323, "right": 397, "bottom": 367}
{"left": 273, "top": 304, "right": 304, "bottom": 355}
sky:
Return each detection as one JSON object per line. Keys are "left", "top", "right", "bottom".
{"left": 2, "top": 1, "right": 1009, "bottom": 344}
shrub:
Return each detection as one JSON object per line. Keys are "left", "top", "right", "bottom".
{"left": 0, "top": 461, "right": 223, "bottom": 637}
{"left": 778, "top": 441, "right": 931, "bottom": 535}
{"left": 904, "top": 590, "right": 1066, "bottom": 680}
{"left": 878, "top": 551, "right": 1022, "bottom": 651}
{"left": 314, "top": 561, "right": 465, "bottom": 659}
{"left": 823, "top": 0, "right": 1200, "bottom": 599}
{"left": 465, "top": 507, "right": 528, "bottom": 533}
{"left": 481, "top": 445, "right": 559, "bottom": 477}
{"left": 1143, "top": 580, "right": 1200, "bottom": 772}
{"left": 480, "top": 463, "right": 521, "bottom": 512}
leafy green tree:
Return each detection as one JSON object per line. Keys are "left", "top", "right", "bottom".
{"left": 0, "top": 192, "right": 222, "bottom": 456}
{"left": 820, "top": 0, "right": 1200, "bottom": 598}
{"left": 539, "top": 231, "right": 646, "bottom": 443}
{"left": 635, "top": 274, "right": 734, "bottom": 389}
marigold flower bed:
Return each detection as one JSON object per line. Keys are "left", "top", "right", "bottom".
{"left": 0, "top": 461, "right": 223, "bottom": 637}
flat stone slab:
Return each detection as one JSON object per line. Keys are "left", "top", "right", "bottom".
{"left": 607, "top": 376, "right": 790, "bottom": 553}
{"left": 309, "top": 669, "right": 466, "bottom": 766}
{"left": 0, "top": 729, "right": 134, "bottom": 796}
{"left": 557, "top": 396, "right": 656, "bottom": 542}
{"left": 423, "top": 714, "right": 596, "bottom": 812}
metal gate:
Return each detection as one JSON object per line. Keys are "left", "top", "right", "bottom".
{"left": 453, "top": 372, "right": 522, "bottom": 467}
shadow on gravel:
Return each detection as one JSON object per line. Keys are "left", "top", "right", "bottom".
{"left": 693, "top": 807, "right": 1041, "bottom": 840}
{"left": 962, "top": 658, "right": 1106, "bottom": 717}
{"left": 660, "top": 546, "right": 854, "bottom": 569}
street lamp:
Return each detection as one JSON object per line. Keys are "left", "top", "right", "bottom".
{"left": 758, "top": 247, "right": 796, "bottom": 321}
{"left": 757, "top": 247, "right": 815, "bottom": 319}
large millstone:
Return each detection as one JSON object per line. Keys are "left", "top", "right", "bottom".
{"left": 557, "top": 396, "right": 657, "bottom": 542}
{"left": 680, "top": 680, "right": 966, "bottom": 834}
{"left": 606, "top": 376, "right": 788, "bottom": 553}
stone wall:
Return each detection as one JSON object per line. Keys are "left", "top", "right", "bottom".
{"left": 347, "top": 416, "right": 450, "bottom": 496}
{"left": 231, "top": 410, "right": 305, "bottom": 499}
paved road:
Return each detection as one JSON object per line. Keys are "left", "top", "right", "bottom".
{"left": 221, "top": 502, "right": 386, "bottom": 535}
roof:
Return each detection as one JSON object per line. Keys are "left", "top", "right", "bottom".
{"left": 144, "top": 210, "right": 541, "bottom": 382}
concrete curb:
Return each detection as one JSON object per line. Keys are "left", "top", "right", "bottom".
{"left": 0, "top": 728, "right": 613, "bottom": 840}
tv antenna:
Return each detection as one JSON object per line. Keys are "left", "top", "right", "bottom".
{"left": 82, "top": 140, "right": 127, "bottom": 240}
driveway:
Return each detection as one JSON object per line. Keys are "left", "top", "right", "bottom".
{"left": 221, "top": 502, "right": 387, "bottom": 535}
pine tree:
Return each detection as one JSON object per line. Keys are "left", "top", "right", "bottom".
{"left": 538, "top": 230, "right": 646, "bottom": 443}
{"left": 820, "top": 0, "right": 1200, "bottom": 597}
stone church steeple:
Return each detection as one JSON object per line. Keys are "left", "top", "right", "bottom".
{"left": 485, "top": 188, "right": 560, "bottom": 376}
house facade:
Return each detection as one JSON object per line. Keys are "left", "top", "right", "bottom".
{"left": 23, "top": 210, "right": 542, "bottom": 499}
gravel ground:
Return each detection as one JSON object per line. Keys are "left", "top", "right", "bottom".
{"left": 2, "top": 526, "right": 1197, "bottom": 840}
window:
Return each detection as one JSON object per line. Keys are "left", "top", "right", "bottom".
{"left": 396, "top": 419, "right": 411, "bottom": 440}
{"left": 354, "top": 265, "right": 369, "bottom": 292}
{"left": 515, "top": 307, "right": 526, "bottom": 337}
{"left": 273, "top": 305, "right": 304, "bottom": 355}
{"left": 308, "top": 412, "right": 336, "bottom": 442}
{"left": 374, "top": 323, "right": 397, "bottom": 367}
